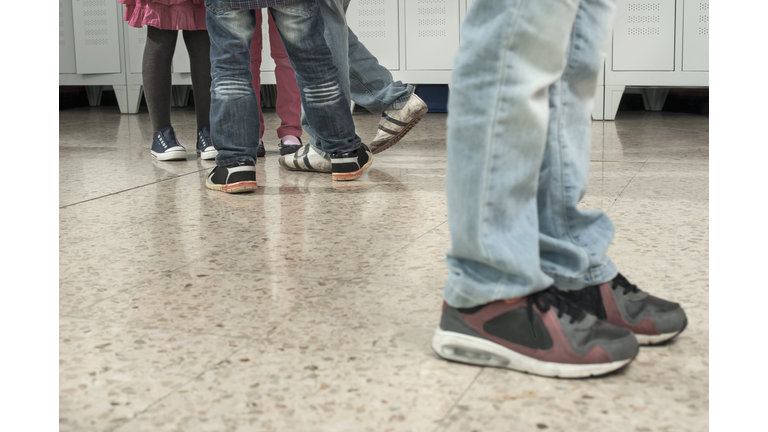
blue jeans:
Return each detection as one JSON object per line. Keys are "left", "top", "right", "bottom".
{"left": 444, "top": 0, "right": 619, "bottom": 308}
{"left": 205, "top": 0, "right": 361, "bottom": 166}
{"left": 302, "top": 0, "right": 413, "bottom": 153}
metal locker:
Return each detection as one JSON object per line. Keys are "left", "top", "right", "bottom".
{"left": 404, "top": 0, "right": 461, "bottom": 70}
{"left": 682, "top": 0, "right": 708, "bottom": 71}
{"left": 346, "top": 0, "right": 400, "bottom": 70}
{"left": 125, "top": 25, "right": 146, "bottom": 74}
{"left": 60, "top": 0, "right": 77, "bottom": 74}
{"left": 612, "top": 0, "right": 676, "bottom": 71}
{"left": 172, "top": 33, "right": 192, "bottom": 74}
{"left": 72, "top": 0, "right": 122, "bottom": 74}
{"left": 257, "top": 9, "right": 277, "bottom": 73}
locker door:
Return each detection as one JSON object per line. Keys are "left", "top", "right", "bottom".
{"left": 72, "top": 0, "right": 121, "bottom": 74}
{"left": 172, "top": 33, "right": 191, "bottom": 74}
{"left": 257, "top": 9, "right": 277, "bottom": 73}
{"left": 682, "top": 0, "right": 708, "bottom": 71}
{"left": 346, "top": 0, "right": 400, "bottom": 70}
{"left": 125, "top": 25, "right": 146, "bottom": 74}
{"left": 60, "top": 0, "right": 76, "bottom": 74}
{"left": 612, "top": 0, "right": 676, "bottom": 71}
{"left": 404, "top": 0, "right": 461, "bottom": 70}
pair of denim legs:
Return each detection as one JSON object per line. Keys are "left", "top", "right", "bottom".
{"left": 300, "top": 0, "right": 413, "bottom": 155}
{"left": 444, "top": 0, "right": 620, "bottom": 308}
{"left": 206, "top": 0, "right": 412, "bottom": 167}
{"left": 249, "top": 11, "right": 302, "bottom": 141}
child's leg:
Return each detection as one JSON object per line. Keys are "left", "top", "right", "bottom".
{"left": 267, "top": 13, "right": 302, "bottom": 142}
{"left": 249, "top": 13, "right": 266, "bottom": 140}
{"left": 181, "top": 30, "right": 212, "bottom": 131}
{"left": 143, "top": 26, "right": 178, "bottom": 132}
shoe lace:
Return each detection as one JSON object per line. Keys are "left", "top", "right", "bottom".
{"left": 613, "top": 273, "right": 640, "bottom": 295}
{"left": 526, "top": 290, "right": 586, "bottom": 336}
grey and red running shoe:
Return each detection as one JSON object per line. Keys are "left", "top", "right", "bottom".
{"left": 431, "top": 290, "right": 638, "bottom": 378}
{"left": 556, "top": 273, "right": 687, "bottom": 346}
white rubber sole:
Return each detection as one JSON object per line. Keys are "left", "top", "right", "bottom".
{"left": 152, "top": 148, "right": 187, "bottom": 161}
{"left": 431, "top": 328, "right": 634, "bottom": 378}
{"left": 199, "top": 148, "right": 218, "bottom": 160}
{"left": 635, "top": 331, "right": 683, "bottom": 346}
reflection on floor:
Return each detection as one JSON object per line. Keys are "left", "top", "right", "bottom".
{"left": 59, "top": 106, "right": 708, "bottom": 432}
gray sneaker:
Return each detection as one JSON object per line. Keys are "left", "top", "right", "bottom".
{"left": 278, "top": 142, "right": 331, "bottom": 173}
{"left": 368, "top": 93, "right": 428, "bottom": 154}
{"left": 556, "top": 273, "right": 688, "bottom": 345}
{"left": 432, "top": 289, "right": 638, "bottom": 378}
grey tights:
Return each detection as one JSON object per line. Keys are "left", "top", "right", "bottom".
{"left": 142, "top": 26, "right": 211, "bottom": 133}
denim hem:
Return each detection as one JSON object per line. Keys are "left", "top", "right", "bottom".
{"left": 384, "top": 85, "right": 415, "bottom": 111}
{"left": 443, "top": 277, "right": 547, "bottom": 309}
{"left": 216, "top": 155, "right": 256, "bottom": 168}
{"left": 543, "top": 259, "right": 618, "bottom": 291}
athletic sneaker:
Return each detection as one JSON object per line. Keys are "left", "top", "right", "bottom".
{"left": 256, "top": 140, "right": 266, "bottom": 158}
{"left": 151, "top": 125, "right": 187, "bottom": 161}
{"left": 205, "top": 160, "right": 257, "bottom": 193}
{"left": 278, "top": 143, "right": 332, "bottom": 173}
{"left": 331, "top": 144, "right": 373, "bottom": 181}
{"left": 368, "top": 93, "right": 428, "bottom": 154}
{"left": 279, "top": 135, "right": 302, "bottom": 156}
{"left": 432, "top": 289, "right": 638, "bottom": 378}
{"left": 556, "top": 273, "right": 687, "bottom": 345}
{"left": 196, "top": 125, "right": 217, "bottom": 160}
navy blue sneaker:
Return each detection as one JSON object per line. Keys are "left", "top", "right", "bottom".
{"left": 196, "top": 125, "right": 217, "bottom": 160}
{"left": 151, "top": 125, "right": 187, "bottom": 161}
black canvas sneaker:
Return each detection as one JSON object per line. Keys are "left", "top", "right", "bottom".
{"left": 330, "top": 144, "right": 372, "bottom": 181}
{"left": 205, "top": 160, "right": 257, "bottom": 193}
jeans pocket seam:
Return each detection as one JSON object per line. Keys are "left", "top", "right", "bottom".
{"left": 204, "top": 0, "right": 232, "bottom": 15}
{"left": 275, "top": 0, "right": 316, "bottom": 16}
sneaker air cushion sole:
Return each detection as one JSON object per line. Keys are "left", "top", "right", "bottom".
{"left": 431, "top": 328, "right": 634, "bottom": 378}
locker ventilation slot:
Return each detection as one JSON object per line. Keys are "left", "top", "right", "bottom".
{"left": 83, "top": 1, "right": 111, "bottom": 47}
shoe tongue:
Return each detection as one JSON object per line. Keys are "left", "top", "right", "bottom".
{"left": 534, "top": 290, "right": 586, "bottom": 322}
{"left": 614, "top": 273, "right": 630, "bottom": 286}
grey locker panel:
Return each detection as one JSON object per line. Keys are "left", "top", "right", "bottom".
{"left": 683, "top": 0, "right": 708, "bottom": 71}
{"left": 60, "top": 0, "right": 76, "bottom": 74}
{"left": 347, "top": 0, "right": 400, "bottom": 70}
{"left": 612, "top": 0, "right": 676, "bottom": 71}
{"left": 72, "top": 0, "right": 122, "bottom": 74}
{"left": 405, "top": 0, "right": 460, "bottom": 70}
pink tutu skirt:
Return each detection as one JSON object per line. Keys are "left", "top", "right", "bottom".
{"left": 120, "top": 0, "right": 207, "bottom": 31}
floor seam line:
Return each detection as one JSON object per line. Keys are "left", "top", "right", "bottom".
{"left": 433, "top": 367, "right": 484, "bottom": 432}
{"left": 60, "top": 170, "right": 208, "bottom": 209}
{"left": 606, "top": 158, "right": 648, "bottom": 215}
{"left": 108, "top": 346, "right": 248, "bottom": 432}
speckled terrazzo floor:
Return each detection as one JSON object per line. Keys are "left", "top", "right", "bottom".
{"left": 59, "top": 105, "right": 709, "bottom": 432}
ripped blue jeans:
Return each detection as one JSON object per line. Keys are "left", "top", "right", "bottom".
{"left": 205, "top": 0, "right": 361, "bottom": 167}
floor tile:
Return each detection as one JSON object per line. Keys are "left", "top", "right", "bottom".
{"left": 59, "top": 317, "right": 243, "bottom": 432}
{"left": 60, "top": 107, "right": 709, "bottom": 432}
